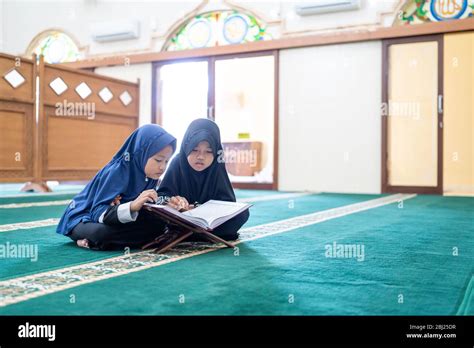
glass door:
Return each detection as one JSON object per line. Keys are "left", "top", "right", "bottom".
{"left": 382, "top": 36, "right": 443, "bottom": 194}
{"left": 153, "top": 51, "right": 278, "bottom": 189}
{"left": 214, "top": 52, "right": 276, "bottom": 188}
{"left": 153, "top": 59, "right": 209, "bottom": 151}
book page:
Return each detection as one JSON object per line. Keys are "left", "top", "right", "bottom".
{"left": 144, "top": 203, "right": 208, "bottom": 229}
{"left": 182, "top": 200, "right": 248, "bottom": 226}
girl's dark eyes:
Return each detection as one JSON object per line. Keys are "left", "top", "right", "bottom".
{"left": 156, "top": 159, "right": 169, "bottom": 164}
{"left": 191, "top": 149, "right": 212, "bottom": 154}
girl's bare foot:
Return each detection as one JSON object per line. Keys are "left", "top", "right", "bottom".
{"left": 76, "top": 239, "right": 90, "bottom": 248}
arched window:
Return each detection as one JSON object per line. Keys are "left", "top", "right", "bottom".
{"left": 27, "top": 30, "right": 82, "bottom": 63}
{"left": 395, "top": 0, "right": 473, "bottom": 25}
{"left": 164, "top": 10, "right": 271, "bottom": 51}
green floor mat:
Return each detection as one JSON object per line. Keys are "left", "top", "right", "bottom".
{"left": 0, "top": 194, "right": 76, "bottom": 206}
{"left": 1, "top": 195, "right": 472, "bottom": 315}
{"left": 1, "top": 193, "right": 379, "bottom": 281}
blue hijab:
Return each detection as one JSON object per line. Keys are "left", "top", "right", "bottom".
{"left": 57, "top": 124, "right": 176, "bottom": 235}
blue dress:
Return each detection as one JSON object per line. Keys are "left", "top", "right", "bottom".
{"left": 56, "top": 124, "right": 176, "bottom": 249}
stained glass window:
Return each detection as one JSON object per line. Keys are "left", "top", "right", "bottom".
{"left": 165, "top": 10, "right": 271, "bottom": 51}
{"left": 395, "top": 0, "right": 473, "bottom": 25}
{"left": 32, "top": 31, "right": 82, "bottom": 64}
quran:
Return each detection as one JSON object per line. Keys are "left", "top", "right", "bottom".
{"left": 144, "top": 200, "right": 251, "bottom": 231}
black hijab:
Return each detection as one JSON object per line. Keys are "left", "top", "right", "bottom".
{"left": 157, "top": 118, "right": 236, "bottom": 204}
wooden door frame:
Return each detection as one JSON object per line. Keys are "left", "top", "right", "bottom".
{"left": 381, "top": 35, "right": 444, "bottom": 195}
{"left": 151, "top": 50, "right": 279, "bottom": 190}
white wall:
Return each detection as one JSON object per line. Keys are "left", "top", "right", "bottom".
{"left": 0, "top": 0, "right": 400, "bottom": 57}
{"left": 0, "top": 0, "right": 201, "bottom": 56}
{"left": 279, "top": 41, "right": 382, "bottom": 194}
{"left": 281, "top": 0, "right": 399, "bottom": 34}
{"left": 95, "top": 63, "right": 152, "bottom": 125}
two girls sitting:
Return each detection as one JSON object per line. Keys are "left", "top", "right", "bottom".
{"left": 56, "top": 119, "right": 249, "bottom": 251}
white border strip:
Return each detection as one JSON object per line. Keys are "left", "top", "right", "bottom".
{"left": 0, "top": 190, "right": 82, "bottom": 199}
{"left": 0, "top": 200, "right": 71, "bottom": 209}
{"left": 0, "top": 193, "right": 416, "bottom": 308}
{"left": 0, "top": 192, "right": 314, "bottom": 209}
{"left": 238, "top": 192, "right": 314, "bottom": 203}
{"left": 0, "top": 219, "right": 60, "bottom": 233}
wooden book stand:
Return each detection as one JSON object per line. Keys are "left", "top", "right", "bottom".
{"left": 142, "top": 205, "right": 236, "bottom": 254}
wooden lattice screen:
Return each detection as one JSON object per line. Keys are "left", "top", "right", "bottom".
{"left": 0, "top": 53, "right": 139, "bottom": 190}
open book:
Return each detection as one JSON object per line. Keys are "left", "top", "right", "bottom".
{"left": 144, "top": 200, "right": 251, "bottom": 231}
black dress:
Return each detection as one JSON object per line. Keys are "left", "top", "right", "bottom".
{"left": 157, "top": 119, "right": 249, "bottom": 241}
{"left": 68, "top": 203, "right": 167, "bottom": 251}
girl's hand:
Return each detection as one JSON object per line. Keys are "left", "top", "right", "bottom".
{"left": 110, "top": 195, "right": 122, "bottom": 206}
{"left": 168, "top": 196, "right": 190, "bottom": 211}
{"left": 130, "top": 189, "right": 158, "bottom": 212}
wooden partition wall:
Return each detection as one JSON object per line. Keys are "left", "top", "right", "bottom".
{"left": 0, "top": 53, "right": 139, "bottom": 187}
{"left": 39, "top": 57, "right": 139, "bottom": 181}
{"left": 0, "top": 53, "right": 36, "bottom": 182}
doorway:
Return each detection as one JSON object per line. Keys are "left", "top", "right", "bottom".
{"left": 152, "top": 51, "right": 278, "bottom": 189}
{"left": 382, "top": 35, "right": 443, "bottom": 194}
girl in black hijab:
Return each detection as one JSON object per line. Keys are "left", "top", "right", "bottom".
{"left": 157, "top": 118, "right": 249, "bottom": 241}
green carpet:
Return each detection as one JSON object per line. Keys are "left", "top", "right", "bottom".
{"left": 0, "top": 192, "right": 379, "bottom": 281}
{"left": 0, "top": 190, "right": 472, "bottom": 316}
{"left": 0, "top": 184, "right": 84, "bottom": 198}
{"left": 0, "top": 193, "right": 76, "bottom": 205}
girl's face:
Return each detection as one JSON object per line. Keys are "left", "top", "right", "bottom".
{"left": 187, "top": 141, "right": 214, "bottom": 172}
{"left": 144, "top": 145, "right": 174, "bottom": 180}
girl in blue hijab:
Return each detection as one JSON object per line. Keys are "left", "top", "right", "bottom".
{"left": 57, "top": 124, "right": 177, "bottom": 250}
